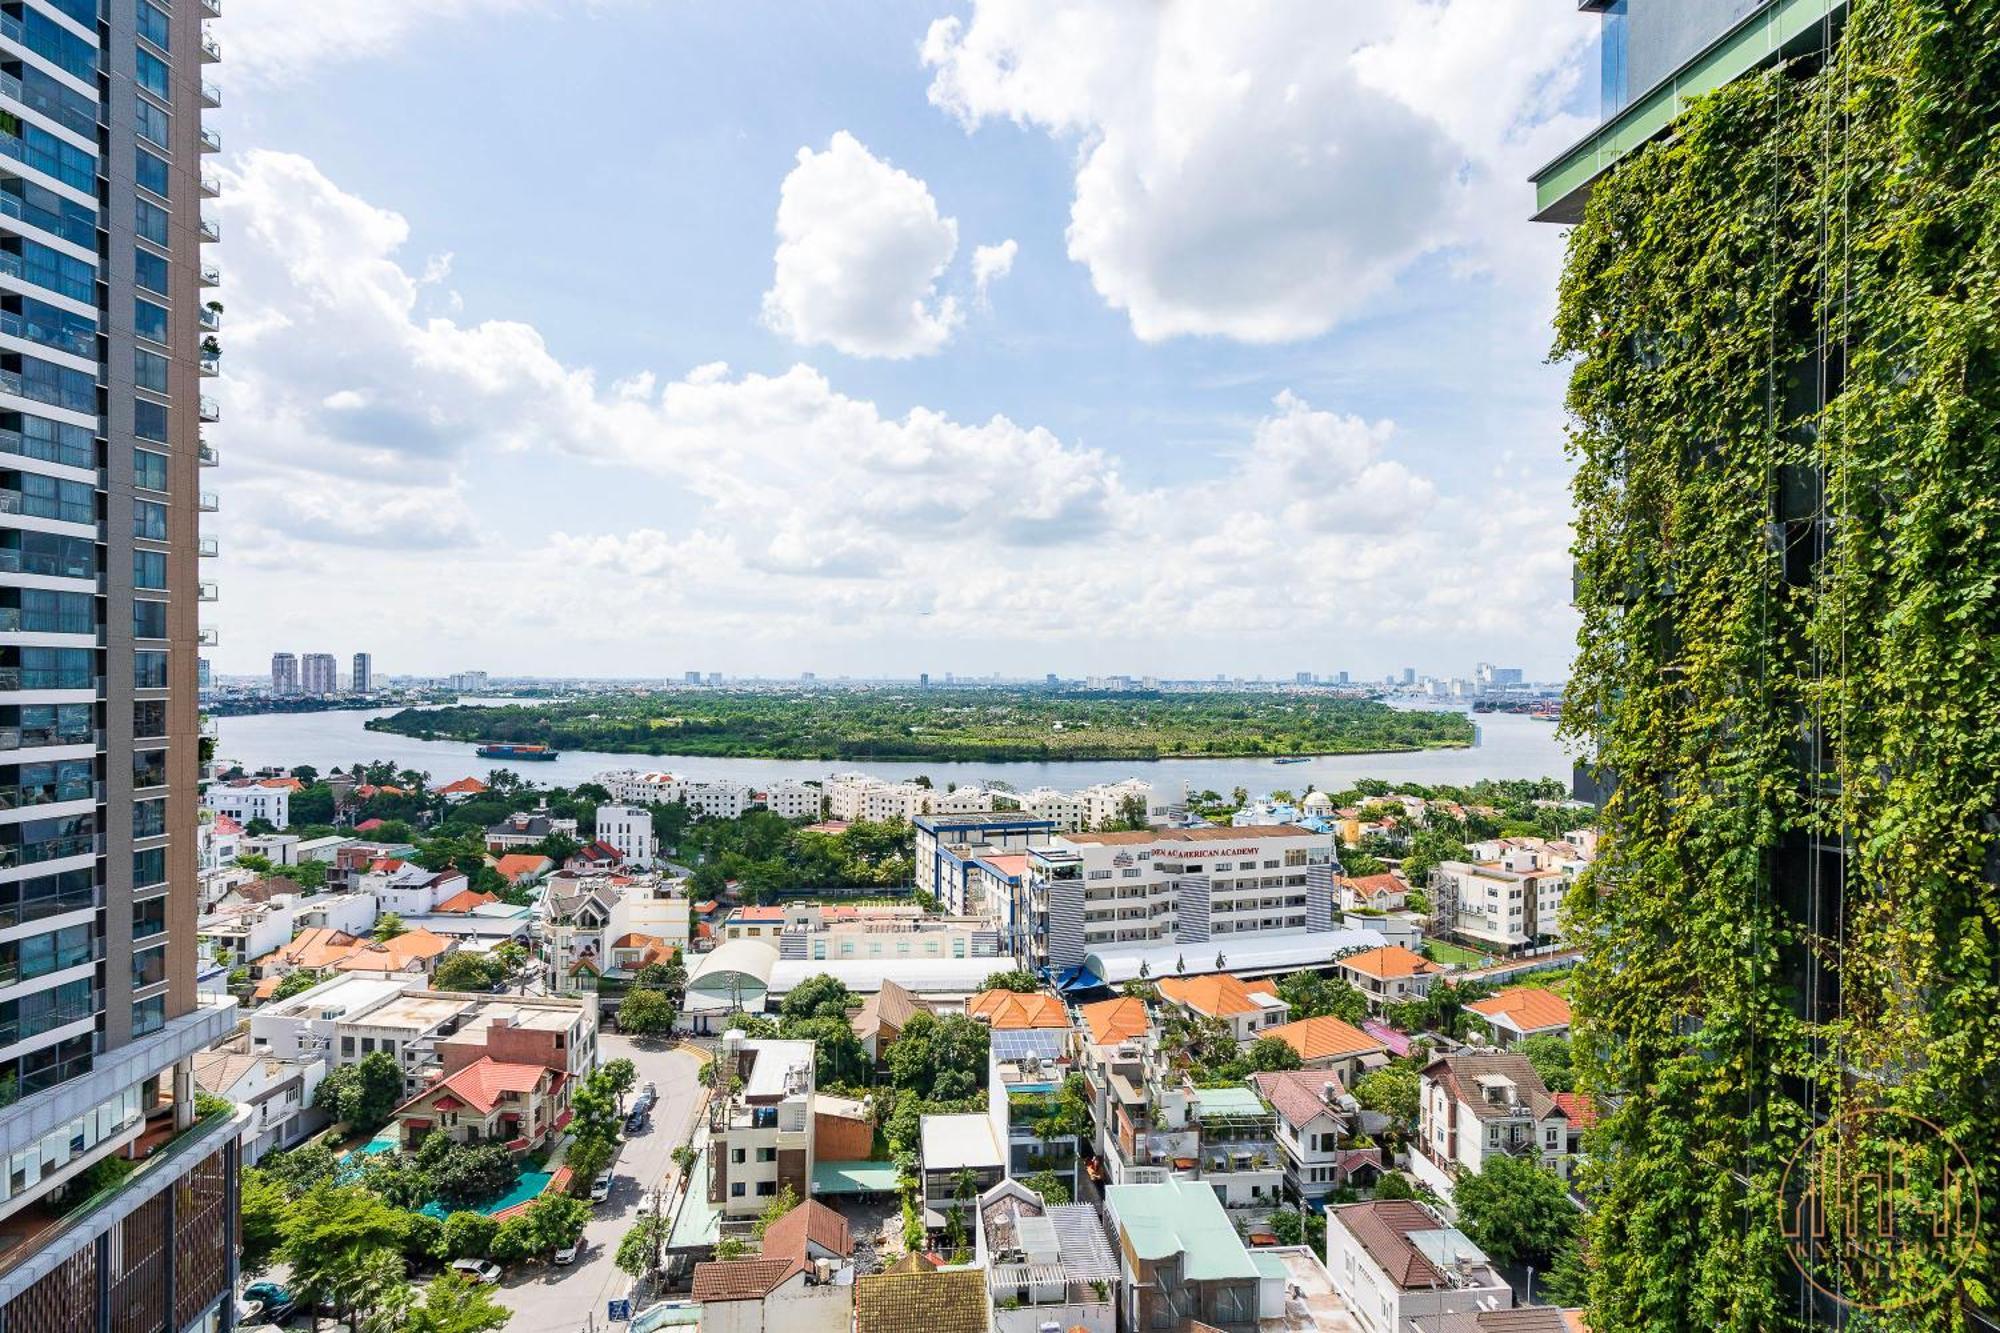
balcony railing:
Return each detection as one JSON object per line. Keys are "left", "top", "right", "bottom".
{"left": 199, "top": 215, "right": 219, "bottom": 242}
{"left": 200, "top": 81, "right": 221, "bottom": 109}
{"left": 200, "top": 263, "right": 220, "bottom": 287}
{"left": 197, "top": 537, "right": 218, "bottom": 557}
{"left": 199, "top": 352, "right": 219, "bottom": 377}
{"left": 199, "top": 305, "right": 220, "bottom": 331}
{"left": 0, "top": 833, "right": 101, "bottom": 867}
{"left": 0, "top": 778, "right": 97, "bottom": 809}
{"left": 202, "top": 0, "right": 221, "bottom": 15}
{"left": 198, "top": 626, "right": 218, "bottom": 647}
{"left": 199, "top": 442, "right": 218, "bottom": 467}
{"left": 200, "top": 172, "right": 220, "bottom": 198}
{"left": 0, "top": 725, "right": 96, "bottom": 750}
{"left": 200, "top": 31, "right": 221, "bottom": 62}
{"left": 199, "top": 126, "right": 221, "bottom": 153}
{"left": 197, "top": 582, "right": 217, "bottom": 602}
{"left": 198, "top": 490, "right": 219, "bottom": 512}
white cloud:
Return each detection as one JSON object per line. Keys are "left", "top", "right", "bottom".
{"left": 761, "top": 132, "right": 964, "bottom": 359}
{"left": 210, "top": 149, "right": 1573, "bottom": 673}
{"left": 972, "top": 239, "right": 1018, "bottom": 305}
{"left": 227, "top": 0, "right": 552, "bottom": 85}
{"left": 922, "top": 1, "right": 1591, "bottom": 344}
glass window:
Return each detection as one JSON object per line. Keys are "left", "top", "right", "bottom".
{"left": 133, "top": 550, "right": 166, "bottom": 589}
{"left": 134, "top": 500, "right": 168, "bottom": 540}
{"left": 134, "top": 448, "right": 168, "bottom": 490}
{"left": 134, "top": 248, "right": 170, "bottom": 297}
{"left": 0, "top": 120, "right": 96, "bottom": 193}
{"left": 20, "top": 589, "right": 93, "bottom": 634}
{"left": 136, "top": 50, "right": 170, "bottom": 101}
{"left": 135, "top": 349, "right": 169, "bottom": 393}
{"left": 17, "top": 473, "right": 95, "bottom": 524}
{"left": 133, "top": 700, "right": 166, "bottom": 738}
{"left": 132, "top": 599, "right": 166, "bottom": 640}
{"left": 2, "top": 178, "right": 94, "bottom": 247}
{"left": 6, "top": 532, "right": 94, "bottom": 579}
{"left": 132, "top": 751, "right": 166, "bottom": 790}
{"left": 133, "top": 846, "right": 167, "bottom": 886}
{"left": 134, "top": 96, "right": 170, "bottom": 151}
{"left": 133, "top": 897, "right": 166, "bottom": 940}
{"left": 23, "top": 11, "right": 98, "bottom": 79}
{"left": 135, "top": 651, "right": 167, "bottom": 689}
{"left": 138, "top": 1, "right": 172, "bottom": 52}
{"left": 12, "top": 298, "right": 96, "bottom": 359}
{"left": 16, "top": 65, "right": 95, "bottom": 138}
{"left": 132, "top": 944, "right": 166, "bottom": 989}
{"left": 136, "top": 149, "right": 169, "bottom": 199}
{"left": 134, "top": 299, "right": 169, "bottom": 346}
{"left": 133, "top": 995, "right": 165, "bottom": 1036}
{"left": 136, "top": 198, "right": 169, "bottom": 246}
{"left": 19, "top": 357, "right": 95, "bottom": 414}
{"left": 20, "top": 648, "right": 92, "bottom": 690}
{"left": 6, "top": 414, "right": 94, "bottom": 470}
{"left": 134, "top": 401, "right": 169, "bottom": 444}
{"left": 16, "top": 242, "right": 94, "bottom": 304}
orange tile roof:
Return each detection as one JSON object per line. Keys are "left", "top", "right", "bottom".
{"left": 1078, "top": 995, "right": 1150, "bottom": 1045}
{"left": 398, "top": 1056, "right": 550, "bottom": 1117}
{"left": 1552, "top": 1091, "right": 1599, "bottom": 1128}
{"left": 966, "top": 989, "right": 1069, "bottom": 1030}
{"left": 1338, "top": 873, "right": 1406, "bottom": 901}
{"left": 276, "top": 927, "right": 366, "bottom": 969}
{"left": 1467, "top": 987, "right": 1573, "bottom": 1034}
{"left": 335, "top": 927, "right": 452, "bottom": 971}
{"left": 1339, "top": 945, "right": 1440, "bottom": 980}
{"left": 251, "top": 975, "right": 283, "bottom": 1000}
{"left": 435, "top": 777, "right": 490, "bottom": 795}
{"left": 759, "top": 1198, "right": 853, "bottom": 1261}
{"left": 1157, "top": 973, "right": 1283, "bottom": 1019}
{"left": 435, "top": 889, "right": 501, "bottom": 914}
{"left": 492, "top": 854, "right": 553, "bottom": 884}
{"left": 1263, "top": 1015, "right": 1388, "bottom": 1063}
{"left": 692, "top": 1258, "right": 800, "bottom": 1303}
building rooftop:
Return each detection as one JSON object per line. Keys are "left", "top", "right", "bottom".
{"left": 854, "top": 1258, "right": 989, "bottom": 1333}
{"left": 1331, "top": 1201, "right": 1496, "bottom": 1292}
{"left": 1078, "top": 995, "right": 1151, "bottom": 1045}
{"left": 1262, "top": 1015, "right": 1388, "bottom": 1064}
{"left": 1106, "top": 1176, "right": 1258, "bottom": 1281}
{"left": 920, "top": 1112, "right": 1003, "bottom": 1172}
{"left": 351, "top": 992, "right": 471, "bottom": 1033}
{"left": 258, "top": 974, "right": 409, "bottom": 1021}
{"left": 1079, "top": 930, "right": 1386, "bottom": 986}
{"left": 1465, "top": 987, "right": 1572, "bottom": 1034}
{"left": 1338, "top": 946, "right": 1440, "bottom": 981}
{"left": 966, "top": 989, "right": 1070, "bottom": 1030}
{"left": 1066, "top": 823, "right": 1324, "bottom": 846}
{"left": 1158, "top": 973, "right": 1283, "bottom": 1018}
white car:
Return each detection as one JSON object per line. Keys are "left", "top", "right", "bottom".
{"left": 553, "top": 1240, "right": 582, "bottom": 1265}
{"left": 590, "top": 1172, "right": 613, "bottom": 1203}
{"left": 450, "top": 1259, "right": 503, "bottom": 1285}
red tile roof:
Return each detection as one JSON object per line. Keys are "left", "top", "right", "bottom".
{"left": 692, "top": 1258, "right": 801, "bottom": 1302}
{"left": 435, "top": 777, "right": 490, "bottom": 795}
{"left": 435, "top": 889, "right": 501, "bottom": 914}
{"left": 759, "top": 1198, "right": 853, "bottom": 1261}
{"left": 1552, "top": 1091, "right": 1599, "bottom": 1128}
{"left": 493, "top": 854, "right": 553, "bottom": 884}
{"left": 967, "top": 989, "right": 1069, "bottom": 1030}
{"left": 1262, "top": 1015, "right": 1387, "bottom": 1063}
{"left": 1078, "top": 995, "right": 1150, "bottom": 1044}
{"left": 1251, "top": 1069, "right": 1348, "bottom": 1130}
{"left": 399, "top": 1056, "right": 550, "bottom": 1116}
{"left": 1339, "top": 945, "right": 1440, "bottom": 980}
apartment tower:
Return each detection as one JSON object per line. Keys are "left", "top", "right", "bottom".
{"left": 267, "top": 649, "right": 293, "bottom": 696}
{"left": 349, "top": 650, "right": 370, "bottom": 694}
{"left": 1538, "top": 1, "right": 1994, "bottom": 1326}
{"left": 298, "top": 651, "right": 333, "bottom": 697}
{"left": 0, "top": 1, "right": 243, "bottom": 1330}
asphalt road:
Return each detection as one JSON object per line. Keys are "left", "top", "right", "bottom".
{"left": 496, "top": 1037, "right": 706, "bottom": 1333}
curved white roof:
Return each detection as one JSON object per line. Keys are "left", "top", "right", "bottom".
{"left": 684, "top": 939, "right": 778, "bottom": 1013}
{"left": 1083, "top": 930, "right": 1382, "bottom": 986}
{"left": 768, "top": 957, "right": 999, "bottom": 998}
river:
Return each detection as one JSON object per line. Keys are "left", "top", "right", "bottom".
{"left": 214, "top": 702, "right": 1575, "bottom": 795}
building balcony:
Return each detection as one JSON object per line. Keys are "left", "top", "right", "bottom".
{"left": 199, "top": 126, "right": 220, "bottom": 153}
{"left": 198, "top": 442, "right": 218, "bottom": 467}
{"left": 197, "top": 490, "right": 219, "bottom": 512}
{"left": 199, "top": 263, "right": 220, "bottom": 288}
{"left": 200, "top": 31, "right": 220, "bottom": 63}
{"left": 200, "top": 81, "right": 221, "bottom": 109}
{"left": 200, "top": 172, "right": 220, "bottom": 199}
{"left": 198, "top": 352, "right": 219, "bottom": 377}
{"left": 197, "top": 537, "right": 217, "bottom": 557}
{"left": 199, "top": 215, "right": 219, "bottom": 243}
{"left": 197, "top": 582, "right": 217, "bottom": 603}
{"left": 199, "top": 305, "right": 220, "bottom": 331}
{"left": 197, "top": 626, "right": 218, "bottom": 647}
{"left": 198, "top": 397, "right": 219, "bottom": 422}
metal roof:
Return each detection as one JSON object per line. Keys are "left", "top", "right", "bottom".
{"left": 1105, "top": 1177, "right": 1258, "bottom": 1281}
{"left": 1083, "top": 930, "right": 1384, "bottom": 985}
{"left": 768, "top": 956, "right": 997, "bottom": 997}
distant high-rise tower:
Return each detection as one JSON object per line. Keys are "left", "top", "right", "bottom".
{"left": 0, "top": 3, "right": 245, "bottom": 1327}
{"left": 683, "top": 670, "right": 702, "bottom": 685}
{"left": 351, "top": 651, "right": 373, "bottom": 694}
{"left": 271, "top": 652, "right": 299, "bottom": 696}
{"left": 301, "top": 652, "right": 337, "bottom": 696}
{"left": 1400, "top": 667, "right": 1416, "bottom": 685}
{"left": 919, "top": 672, "right": 930, "bottom": 689}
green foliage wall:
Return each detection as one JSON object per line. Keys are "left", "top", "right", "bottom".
{"left": 1555, "top": 1, "right": 2000, "bottom": 1327}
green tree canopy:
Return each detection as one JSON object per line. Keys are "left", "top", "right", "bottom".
{"left": 1451, "top": 1155, "right": 1577, "bottom": 1269}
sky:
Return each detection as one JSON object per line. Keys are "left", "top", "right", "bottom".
{"left": 208, "top": 0, "right": 1601, "bottom": 683}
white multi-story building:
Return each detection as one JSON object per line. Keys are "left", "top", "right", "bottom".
{"left": 1015, "top": 787, "right": 1088, "bottom": 831}
{"left": 1429, "top": 846, "right": 1573, "bottom": 950}
{"left": 760, "top": 781, "right": 821, "bottom": 820}
{"left": 1076, "top": 778, "right": 1182, "bottom": 829}
{"left": 208, "top": 778, "right": 294, "bottom": 829}
{"left": 595, "top": 804, "right": 656, "bottom": 868}
{"left": 914, "top": 814, "right": 1059, "bottom": 920}
{"left": 706, "top": 1032, "right": 816, "bottom": 1220}
{"left": 1415, "top": 1050, "right": 1572, "bottom": 1187}
{"left": 594, "top": 770, "right": 752, "bottom": 821}
{"left": 1326, "top": 1201, "right": 1512, "bottom": 1331}
{"left": 301, "top": 652, "right": 338, "bottom": 696}
{"left": 1020, "top": 825, "right": 1338, "bottom": 973}
{"left": 688, "top": 780, "right": 753, "bottom": 820}
{"left": 824, "top": 773, "right": 932, "bottom": 823}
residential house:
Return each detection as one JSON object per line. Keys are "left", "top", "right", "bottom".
{"left": 208, "top": 777, "right": 298, "bottom": 829}
{"left": 389, "top": 1057, "right": 570, "bottom": 1153}
{"left": 854, "top": 1252, "right": 990, "bottom": 1333}
{"left": 758, "top": 781, "right": 822, "bottom": 820}
{"left": 1337, "top": 947, "right": 1443, "bottom": 1014}
{"left": 1428, "top": 847, "right": 1573, "bottom": 951}
{"left": 608, "top": 873, "right": 692, "bottom": 959}
{"left": 484, "top": 809, "right": 576, "bottom": 854}
{"left": 356, "top": 859, "right": 470, "bottom": 916}
{"left": 491, "top": 853, "right": 555, "bottom": 888}
{"left": 1463, "top": 988, "right": 1571, "bottom": 1046}
{"left": 198, "top": 899, "right": 296, "bottom": 969}
{"left": 692, "top": 1198, "right": 855, "bottom": 1333}
{"left": 564, "top": 841, "right": 624, "bottom": 874}
{"left": 985, "top": 1028, "right": 1081, "bottom": 1196}
{"left": 964, "top": 989, "right": 1069, "bottom": 1031}
{"left": 192, "top": 1039, "right": 327, "bottom": 1165}
{"left": 1076, "top": 995, "right": 1149, "bottom": 1046}
{"left": 707, "top": 1032, "right": 817, "bottom": 1221}
{"left": 1251, "top": 1069, "right": 1378, "bottom": 1201}
{"left": 918, "top": 1112, "right": 1005, "bottom": 1232}
{"left": 852, "top": 979, "right": 928, "bottom": 1063}
{"left": 433, "top": 776, "right": 490, "bottom": 803}
{"left": 541, "top": 878, "right": 617, "bottom": 991}
{"left": 1104, "top": 1177, "right": 1262, "bottom": 1333}
{"left": 975, "top": 1179, "right": 1120, "bottom": 1333}
{"left": 594, "top": 804, "right": 655, "bottom": 867}
{"left": 1155, "top": 973, "right": 1291, "bottom": 1042}
{"left": 1415, "top": 1052, "right": 1571, "bottom": 1191}
{"left": 290, "top": 889, "right": 382, "bottom": 938}
{"left": 1258, "top": 1015, "right": 1392, "bottom": 1084}
{"left": 1325, "top": 1200, "right": 1512, "bottom": 1333}
{"left": 332, "top": 926, "right": 454, "bottom": 978}
{"left": 1339, "top": 874, "right": 1410, "bottom": 914}
{"left": 434, "top": 889, "right": 501, "bottom": 916}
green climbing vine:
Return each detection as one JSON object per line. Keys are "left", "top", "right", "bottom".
{"left": 1555, "top": 2, "right": 2000, "bottom": 1329}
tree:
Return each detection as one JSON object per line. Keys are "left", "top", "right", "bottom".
{"left": 617, "top": 987, "right": 677, "bottom": 1037}
{"left": 272, "top": 968, "right": 327, "bottom": 1001}
{"left": 1352, "top": 1068, "right": 1420, "bottom": 1125}
{"left": 978, "top": 969, "right": 1038, "bottom": 994}
{"left": 599, "top": 1057, "right": 638, "bottom": 1097}
{"left": 781, "top": 974, "right": 852, "bottom": 1022}
{"left": 373, "top": 912, "right": 408, "bottom": 942}
{"left": 614, "top": 1215, "right": 665, "bottom": 1277}
{"left": 1519, "top": 1033, "right": 1576, "bottom": 1093}
{"left": 427, "top": 1144, "right": 518, "bottom": 1210}
{"left": 1247, "top": 1036, "right": 1302, "bottom": 1072}
{"left": 487, "top": 1215, "right": 538, "bottom": 1264}
{"left": 1274, "top": 970, "right": 1367, "bottom": 1024}
{"left": 563, "top": 1136, "right": 614, "bottom": 1196}
{"left": 433, "top": 952, "right": 501, "bottom": 993}
{"left": 240, "top": 1168, "right": 288, "bottom": 1273}
{"left": 279, "top": 1185, "right": 409, "bottom": 1329}
{"left": 1022, "top": 1170, "right": 1070, "bottom": 1205}
{"left": 753, "top": 1184, "right": 801, "bottom": 1239}
{"left": 1452, "top": 1155, "right": 1577, "bottom": 1269}
{"left": 442, "top": 1211, "right": 500, "bottom": 1260}
{"left": 400, "top": 1212, "right": 446, "bottom": 1265}
{"left": 396, "top": 1275, "right": 513, "bottom": 1333}
{"left": 885, "top": 1010, "right": 990, "bottom": 1099}
{"left": 318, "top": 1051, "right": 405, "bottom": 1132}
{"left": 521, "top": 1194, "right": 590, "bottom": 1252}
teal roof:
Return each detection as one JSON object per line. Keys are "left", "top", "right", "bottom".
{"left": 1194, "top": 1087, "right": 1268, "bottom": 1118}
{"left": 1105, "top": 1177, "right": 1257, "bottom": 1281}
{"left": 1250, "top": 1252, "right": 1290, "bottom": 1281}
{"left": 812, "top": 1160, "right": 900, "bottom": 1195}
{"left": 666, "top": 1149, "right": 720, "bottom": 1251}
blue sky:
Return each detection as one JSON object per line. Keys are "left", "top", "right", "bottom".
{"left": 209, "top": 1, "right": 1599, "bottom": 683}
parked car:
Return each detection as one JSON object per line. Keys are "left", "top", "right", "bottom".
{"left": 450, "top": 1259, "right": 503, "bottom": 1285}
{"left": 590, "top": 1172, "right": 613, "bottom": 1203}
{"left": 553, "top": 1240, "right": 582, "bottom": 1265}
{"left": 625, "top": 1110, "right": 648, "bottom": 1135}
{"left": 242, "top": 1283, "right": 292, "bottom": 1308}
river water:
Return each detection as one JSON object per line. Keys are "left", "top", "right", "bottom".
{"left": 214, "top": 703, "right": 1575, "bottom": 795}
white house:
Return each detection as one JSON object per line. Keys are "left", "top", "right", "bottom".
{"left": 1250, "top": 1069, "right": 1378, "bottom": 1201}
{"left": 976, "top": 1179, "right": 1120, "bottom": 1333}
{"left": 595, "top": 805, "right": 656, "bottom": 868}
{"left": 291, "top": 890, "right": 382, "bottom": 938}
{"left": 198, "top": 901, "right": 297, "bottom": 968}
{"left": 690, "top": 1199, "right": 854, "bottom": 1333}
{"left": 356, "top": 859, "right": 468, "bottom": 916}
{"left": 1415, "top": 1051, "right": 1572, "bottom": 1190}
{"left": 1326, "top": 1200, "right": 1512, "bottom": 1333}
{"left": 208, "top": 779, "right": 295, "bottom": 829}
{"left": 193, "top": 1041, "right": 327, "bottom": 1165}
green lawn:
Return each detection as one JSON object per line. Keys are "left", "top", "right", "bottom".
{"left": 1424, "top": 940, "right": 1493, "bottom": 969}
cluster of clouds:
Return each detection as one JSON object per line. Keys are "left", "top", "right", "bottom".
{"left": 214, "top": 1, "right": 1590, "bottom": 669}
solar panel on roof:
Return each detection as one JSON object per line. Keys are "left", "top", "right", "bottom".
{"left": 990, "top": 1028, "right": 1068, "bottom": 1061}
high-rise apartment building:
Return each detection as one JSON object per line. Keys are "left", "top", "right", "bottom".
{"left": 1535, "top": 2, "right": 1993, "bottom": 1326}
{"left": 299, "top": 651, "right": 335, "bottom": 697}
{"left": 350, "top": 651, "right": 371, "bottom": 694}
{"left": 268, "top": 650, "right": 296, "bottom": 696}
{"left": 0, "top": 2, "right": 244, "bottom": 1329}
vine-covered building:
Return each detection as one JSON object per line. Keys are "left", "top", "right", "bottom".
{"left": 1535, "top": 0, "right": 1996, "bottom": 1327}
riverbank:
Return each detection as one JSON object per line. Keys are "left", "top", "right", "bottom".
{"left": 216, "top": 705, "right": 1572, "bottom": 794}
